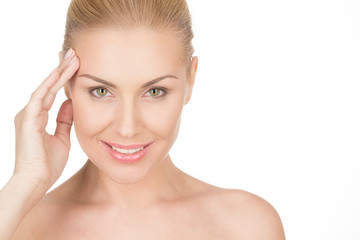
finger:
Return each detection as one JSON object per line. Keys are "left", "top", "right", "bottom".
{"left": 29, "top": 49, "right": 76, "bottom": 105}
{"left": 24, "top": 69, "right": 60, "bottom": 119}
{"left": 26, "top": 49, "right": 78, "bottom": 121}
{"left": 30, "top": 68, "right": 60, "bottom": 103}
{"left": 57, "top": 48, "right": 76, "bottom": 73}
{"left": 59, "top": 50, "right": 64, "bottom": 64}
{"left": 43, "top": 56, "right": 79, "bottom": 110}
{"left": 52, "top": 55, "right": 79, "bottom": 93}
{"left": 54, "top": 99, "right": 73, "bottom": 148}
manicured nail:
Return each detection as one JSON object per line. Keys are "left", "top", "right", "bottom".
{"left": 65, "top": 48, "right": 73, "bottom": 59}
{"left": 69, "top": 56, "right": 78, "bottom": 66}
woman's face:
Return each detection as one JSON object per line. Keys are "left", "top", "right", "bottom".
{"left": 68, "top": 27, "right": 197, "bottom": 184}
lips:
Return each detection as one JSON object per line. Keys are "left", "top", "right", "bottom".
{"left": 111, "top": 145, "right": 144, "bottom": 154}
{"left": 101, "top": 141, "right": 152, "bottom": 163}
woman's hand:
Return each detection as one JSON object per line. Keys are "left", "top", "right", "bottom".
{"left": 13, "top": 49, "right": 79, "bottom": 188}
{"left": 0, "top": 49, "right": 79, "bottom": 239}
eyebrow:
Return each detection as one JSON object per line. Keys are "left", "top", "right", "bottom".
{"left": 78, "top": 73, "right": 178, "bottom": 89}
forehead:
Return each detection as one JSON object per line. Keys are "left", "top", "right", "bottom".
{"left": 73, "top": 27, "right": 185, "bottom": 81}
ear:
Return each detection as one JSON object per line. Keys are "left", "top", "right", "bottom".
{"left": 184, "top": 56, "right": 198, "bottom": 105}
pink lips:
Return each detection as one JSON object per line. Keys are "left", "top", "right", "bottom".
{"left": 101, "top": 141, "right": 152, "bottom": 163}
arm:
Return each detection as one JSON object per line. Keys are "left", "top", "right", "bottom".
{"left": 0, "top": 49, "right": 79, "bottom": 240}
{"left": 0, "top": 175, "right": 47, "bottom": 239}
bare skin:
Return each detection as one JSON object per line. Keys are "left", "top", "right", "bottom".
{"left": 2, "top": 27, "right": 285, "bottom": 239}
{"left": 13, "top": 160, "right": 285, "bottom": 239}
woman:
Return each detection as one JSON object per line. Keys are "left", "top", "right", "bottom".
{"left": 1, "top": 0, "right": 285, "bottom": 239}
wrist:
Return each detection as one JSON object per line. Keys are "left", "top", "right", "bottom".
{"left": 10, "top": 173, "right": 50, "bottom": 196}
{"left": 0, "top": 174, "right": 49, "bottom": 239}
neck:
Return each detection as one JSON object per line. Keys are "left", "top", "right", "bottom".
{"left": 74, "top": 155, "right": 187, "bottom": 206}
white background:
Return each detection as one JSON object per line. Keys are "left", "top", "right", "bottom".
{"left": 0, "top": 1, "right": 359, "bottom": 239}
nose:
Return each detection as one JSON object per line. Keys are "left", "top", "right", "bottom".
{"left": 112, "top": 99, "right": 141, "bottom": 138}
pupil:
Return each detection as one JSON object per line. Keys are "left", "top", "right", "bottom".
{"left": 152, "top": 89, "right": 158, "bottom": 95}
{"left": 98, "top": 88, "right": 106, "bottom": 96}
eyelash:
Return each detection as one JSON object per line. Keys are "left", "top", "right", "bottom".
{"left": 88, "top": 87, "right": 168, "bottom": 99}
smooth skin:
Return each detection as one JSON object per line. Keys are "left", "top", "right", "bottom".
{"left": 0, "top": 49, "right": 79, "bottom": 239}
{"left": 1, "top": 27, "right": 285, "bottom": 239}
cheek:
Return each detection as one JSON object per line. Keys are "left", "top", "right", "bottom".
{"left": 72, "top": 97, "right": 113, "bottom": 140}
{"left": 141, "top": 95, "right": 184, "bottom": 139}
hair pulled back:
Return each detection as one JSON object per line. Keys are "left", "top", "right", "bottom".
{"left": 63, "top": 0, "right": 194, "bottom": 64}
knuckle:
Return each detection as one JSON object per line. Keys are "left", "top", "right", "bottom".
{"left": 48, "top": 90, "right": 57, "bottom": 100}
{"left": 30, "top": 91, "right": 38, "bottom": 101}
{"left": 23, "top": 104, "right": 33, "bottom": 116}
{"left": 14, "top": 107, "right": 26, "bottom": 125}
{"left": 14, "top": 112, "right": 21, "bottom": 126}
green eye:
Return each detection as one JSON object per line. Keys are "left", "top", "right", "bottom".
{"left": 94, "top": 88, "right": 109, "bottom": 97}
{"left": 149, "top": 89, "right": 161, "bottom": 97}
{"left": 147, "top": 88, "right": 166, "bottom": 98}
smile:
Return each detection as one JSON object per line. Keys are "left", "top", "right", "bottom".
{"left": 111, "top": 146, "right": 144, "bottom": 154}
{"left": 101, "top": 141, "right": 152, "bottom": 163}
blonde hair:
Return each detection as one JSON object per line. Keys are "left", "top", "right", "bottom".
{"left": 62, "top": 0, "right": 194, "bottom": 65}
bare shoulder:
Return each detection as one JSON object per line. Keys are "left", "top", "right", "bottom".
{"left": 206, "top": 188, "right": 286, "bottom": 240}
{"left": 180, "top": 172, "right": 285, "bottom": 239}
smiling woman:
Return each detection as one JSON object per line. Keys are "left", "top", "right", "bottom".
{"left": 68, "top": 28, "right": 193, "bottom": 185}
{"left": 0, "top": 0, "right": 285, "bottom": 239}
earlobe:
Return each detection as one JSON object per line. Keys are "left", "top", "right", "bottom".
{"left": 185, "top": 56, "right": 199, "bottom": 105}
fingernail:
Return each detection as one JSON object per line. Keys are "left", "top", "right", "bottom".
{"left": 69, "top": 56, "right": 78, "bottom": 66}
{"left": 65, "top": 48, "right": 73, "bottom": 59}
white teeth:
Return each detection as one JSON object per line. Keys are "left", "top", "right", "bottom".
{"left": 111, "top": 146, "right": 144, "bottom": 154}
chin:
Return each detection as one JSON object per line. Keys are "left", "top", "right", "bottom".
{"left": 88, "top": 152, "right": 170, "bottom": 185}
